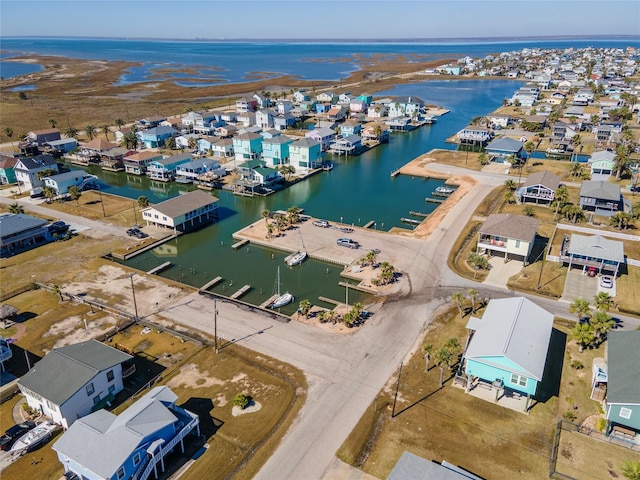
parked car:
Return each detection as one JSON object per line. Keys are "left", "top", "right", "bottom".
{"left": 126, "top": 228, "right": 148, "bottom": 239}
{"left": 600, "top": 276, "right": 614, "bottom": 289}
{"left": 0, "top": 421, "right": 36, "bottom": 451}
{"left": 313, "top": 220, "right": 330, "bottom": 228}
{"left": 48, "top": 221, "right": 69, "bottom": 233}
{"left": 337, "top": 238, "right": 359, "bottom": 249}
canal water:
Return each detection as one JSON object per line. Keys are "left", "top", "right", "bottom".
{"left": 83, "top": 79, "right": 522, "bottom": 313}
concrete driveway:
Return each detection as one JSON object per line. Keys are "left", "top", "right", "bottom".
{"left": 562, "top": 269, "right": 599, "bottom": 302}
{"left": 483, "top": 256, "right": 524, "bottom": 289}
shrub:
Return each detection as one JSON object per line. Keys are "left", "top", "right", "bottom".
{"left": 595, "top": 418, "right": 606, "bottom": 432}
{"left": 570, "top": 360, "right": 584, "bottom": 370}
{"left": 233, "top": 393, "right": 251, "bottom": 409}
{"left": 563, "top": 411, "right": 577, "bottom": 422}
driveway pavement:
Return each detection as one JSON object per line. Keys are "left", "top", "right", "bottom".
{"left": 483, "top": 256, "right": 524, "bottom": 289}
{"left": 562, "top": 269, "right": 599, "bottom": 302}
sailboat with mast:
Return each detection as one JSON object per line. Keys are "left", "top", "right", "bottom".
{"left": 285, "top": 230, "right": 307, "bottom": 267}
{"left": 270, "top": 266, "right": 294, "bottom": 308}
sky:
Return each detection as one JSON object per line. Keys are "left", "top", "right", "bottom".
{"left": 0, "top": 0, "right": 639, "bottom": 40}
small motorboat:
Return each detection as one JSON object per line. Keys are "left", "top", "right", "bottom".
{"left": 10, "top": 422, "right": 56, "bottom": 454}
{"left": 435, "top": 185, "right": 456, "bottom": 194}
{"left": 286, "top": 251, "right": 307, "bottom": 267}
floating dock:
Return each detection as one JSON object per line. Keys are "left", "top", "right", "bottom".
{"left": 232, "top": 239, "right": 249, "bottom": 250}
{"left": 260, "top": 295, "right": 279, "bottom": 308}
{"left": 390, "top": 169, "right": 401, "bottom": 178}
{"left": 230, "top": 285, "right": 251, "bottom": 299}
{"left": 363, "top": 220, "right": 375, "bottom": 229}
{"left": 409, "top": 211, "right": 429, "bottom": 217}
{"left": 147, "top": 262, "right": 172, "bottom": 275}
{"left": 318, "top": 296, "right": 342, "bottom": 306}
{"left": 401, "top": 218, "right": 422, "bottom": 226}
{"left": 425, "top": 197, "right": 445, "bottom": 204}
{"left": 432, "top": 190, "right": 453, "bottom": 198}
{"left": 200, "top": 276, "right": 223, "bottom": 291}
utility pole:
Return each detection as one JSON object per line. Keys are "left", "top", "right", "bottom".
{"left": 130, "top": 274, "right": 139, "bottom": 322}
{"left": 392, "top": 361, "right": 403, "bottom": 417}
{"left": 214, "top": 298, "right": 219, "bottom": 354}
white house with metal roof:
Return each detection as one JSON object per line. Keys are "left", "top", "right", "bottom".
{"left": 141, "top": 190, "right": 219, "bottom": 232}
{"left": 560, "top": 234, "right": 625, "bottom": 277}
{"left": 462, "top": 297, "right": 554, "bottom": 409}
{"left": 53, "top": 386, "right": 200, "bottom": 480}
{"left": 18, "top": 339, "right": 134, "bottom": 429}
{"left": 477, "top": 214, "right": 539, "bottom": 264}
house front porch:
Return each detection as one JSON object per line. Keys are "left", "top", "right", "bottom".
{"left": 454, "top": 374, "right": 532, "bottom": 414}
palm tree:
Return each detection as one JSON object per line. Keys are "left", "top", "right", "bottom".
{"left": 48, "top": 118, "right": 57, "bottom": 129}
{"left": 593, "top": 291, "right": 614, "bottom": 312}
{"left": 165, "top": 137, "right": 176, "bottom": 150}
{"left": 286, "top": 206, "right": 301, "bottom": 225}
{"left": 8, "top": 202, "right": 24, "bottom": 214}
{"left": 84, "top": 125, "right": 97, "bottom": 141}
{"left": 552, "top": 185, "right": 570, "bottom": 220}
{"left": 590, "top": 311, "right": 615, "bottom": 345}
{"left": 100, "top": 124, "right": 111, "bottom": 141}
{"left": 503, "top": 190, "right": 516, "bottom": 204}
{"left": 43, "top": 186, "right": 57, "bottom": 203}
{"left": 452, "top": 292, "right": 464, "bottom": 317}
{"left": 298, "top": 299, "right": 312, "bottom": 318}
{"left": 614, "top": 144, "right": 630, "bottom": 181}
{"left": 114, "top": 118, "right": 125, "bottom": 129}
{"left": 64, "top": 126, "right": 79, "bottom": 139}
{"left": 467, "top": 289, "right": 479, "bottom": 313}
{"left": 266, "top": 223, "right": 275, "bottom": 239}
{"left": 522, "top": 205, "right": 535, "bottom": 217}
{"left": 570, "top": 134, "right": 582, "bottom": 163}
{"left": 610, "top": 211, "right": 632, "bottom": 230}
{"left": 423, "top": 344, "right": 433, "bottom": 372}
{"left": 504, "top": 179, "right": 517, "bottom": 191}
{"left": 4, "top": 127, "right": 14, "bottom": 151}
{"left": 52, "top": 284, "right": 65, "bottom": 302}
{"left": 572, "top": 322, "right": 595, "bottom": 353}
{"left": 261, "top": 209, "right": 270, "bottom": 225}
{"left": 67, "top": 186, "right": 81, "bottom": 206}
{"left": 435, "top": 347, "right": 454, "bottom": 387}
{"left": 523, "top": 140, "right": 535, "bottom": 162}
{"left": 477, "top": 152, "right": 488, "bottom": 165}
{"left": 567, "top": 162, "right": 584, "bottom": 178}
{"left": 137, "top": 196, "right": 150, "bottom": 208}
{"left": 621, "top": 460, "right": 640, "bottom": 480}
{"left": 569, "top": 298, "right": 592, "bottom": 323}
{"left": 364, "top": 250, "right": 378, "bottom": 266}
{"left": 123, "top": 132, "right": 138, "bottom": 150}
{"left": 562, "top": 204, "right": 584, "bottom": 224}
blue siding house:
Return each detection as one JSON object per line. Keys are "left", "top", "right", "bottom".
{"left": 485, "top": 137, "right": 525, "bottom": 163}
{"left": 262, "top": 135, "right": 293, "bottom": 167}
{"left": 138, "top": 126, "right": 176, "bottom": 149}
{"left": 53, "top": 386, "right": 200, "bottom": 480}
{"left": 146, "top": 153, "right": 192, "bottom": 181}
{"left": 463, "top": 297, "right": 554, "bottom": 409}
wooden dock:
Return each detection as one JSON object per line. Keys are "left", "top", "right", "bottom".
{"left": 409, "top": 211, "right": 429, "bottom": 217}
{"left": 200, "top": 276, "right": 223, "bottom": 291}
{"left": 390, "top": 169, "right": 401, "bottom": 177}
{"left": 425, "top": 197, "right": 445, "bottom": 204}
{"left": 363, "top": 220, "right": 375, "bottom": 228}
{"left": 432, "top": 191, "right": 452, "bottom": 198}
{"left": 230, "top": 285, "right": 251, "bottom": 299}
{"left": 318, "top": 296, "right": 342, "bottom": 306}
{"left": 232, "top": 239, "right": 249, "bottom": 250}
{"left": 401, "top": 217, "right": 422, "bottom": 226}
{"left": 337, "top": 282, "right": 379, "bottom": 294}
{"left": 260, "top": 294, "right": 279, "bottom": 308}
{"left": 147, "top": 262, "right": 172, "bottom": 275}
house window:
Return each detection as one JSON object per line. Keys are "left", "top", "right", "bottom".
{"left": 93, "top": 395, "right": 101, "bottom": 405}
{"left": 510, "top": 373, "right": 528, "bottom": 387}
{"left": 106, "top": 370, "right": 114, "bottom": 382}
{"left": 86, "top": 383, "right": 95, "bottom": 396}
{"left": 109, "top": 384, "right": 116, "bottom": 394}
{"left": 46, "top": 399, "right": 56, "bottom": 411}
{"left": 133, "top": 452, "right": 141, "bottom": 466}
{"left": 117, "top": 466, "right": 126, "bottom": 480}
{"left": 515, "top": 240, "right": 521, "bottom": 248}
{"left": 619, "top": 407, "right": 632, "bottom": 419}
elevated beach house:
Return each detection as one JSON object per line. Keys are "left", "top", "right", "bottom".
{"left": 289, "top": 138, "right": 323, "bottom": 174}
{"left": 560, "top": 234, "right": 625, "bottom": 277}
{"left": 0, "top": 213, "right": 50, "bottom": 258}
{"left": 124, "top": 151, "right": 163, "bottom": 176}
{"left": 517, "top": 171, "right": 561, "bottom": 205}
{"left": 17, "top": 339, "right": 134, "bottom": 429}
{"left": 146, "top": 153, "right": 192, "bottom": 182}
{"left": 14, "top": 154, "right": 59, "bottom": 193}
{"left": 53, "top": 386, "right": 200, "bottom": 480}
{"left": 588, "top": 150, "right": 616, "bottom": 179}
{"left": 262, "top": 135, "right": 293, "bottom": 168}
{"left": 138, "top": 126, "right": 176, "bottom": 149}
{"left": 579, "top": 180, "right": 622, "bottom": 217}
{"left": 305, "top": 127, "right": 336, "bottom": 152}
{"left": 462, "top": 297, "right": 554, "bottom": 411}
{"left": 26, "top": 128, "right": 61, "bottom": 146}
{"left": 233, "top": 132, "right": 263, "bottom": 162}
{"left": 485, "top": 137, "right": 524, "bottom": 163}
{"left": 477, "top": 214, "right": 539, "bottom": 264}
{"left": 141, "top": 189, "right": 219, "bottom": 232}
{"left": 0, "top": 155, "right": 17, "bottom": 185}
{"left": 329, "top": 134, "right": 363, "bottom": 156}
{"left": 43, "top": 171, "right": 98, "bottom": 195}
{"left": 456, "top": 125, "right": 492, "bottom": 146}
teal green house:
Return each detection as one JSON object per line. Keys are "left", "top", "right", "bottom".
{"left": 0, "top": 155, "right": 17, "bottom": 185}
{"left": 463, "top": 297, "right": 553, "bottom": 406}
{"left": 605, "top": 331, "right": 640, "bottom": 441}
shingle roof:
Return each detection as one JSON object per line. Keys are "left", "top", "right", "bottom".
{"left": 82, "top": 139, "right": 117, "bottom": 151}
{"left": 144, "top": 190, "right": 218, "bottom": 218}
{"left": 480, "top": 214, "right": 539, "bottom": 242}
{"left": 18, "top": 340, "right": 132, "bottom": 405}
{"left": 292, "top": 138, "right": 320, "bottom": 148}
{"left": 579, "top": 180, "right": 620, "bottom": 201}
{"left": 0, "top": 155, "right": 18, "bottom": 169}
{"left": 15, "top": 154, "right": 57, "bottom": 170}
{"left": 0, "top": 213, "right": 48, "bottom": 238}
{"left": 523, "top": 171, "right": 561, "bottom": 190}
{"left": 568, "top": 234, "right": 625, "bottom": 263}
{"left": 607, "top": 331, "right": 640, "bottom": 404}
{"left": 464, "top": 297, "right": 554, "bottom": 380}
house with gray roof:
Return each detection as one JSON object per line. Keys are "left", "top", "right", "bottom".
{"left": 141, "top": 189, "right": 219, "bottom": 232}
{"left": 18, "top": 339, "right": 134, "bottom": 428}
{"left": 387, "top": 451, "right": 481, "bottom": 480}
{"left": 13, "top": 154, "right": 59, "bottom": 193}
{"left": 517, "top": 171, "right": 561, "bottom": 205}
{"left": 0, "top": 213, "right": 50, "bottom": 258}
{"left": 485, "top": 137, "right": 524, "bottom": 163}
{"left": 604, "top": 331, "right": 640, "bottom": 442}
{"left": 561, "top": 234, "right": 625, "bottom": 276}
{"left": 463, "top": 297, "right": 554, "bottom": 409}
{"left": 53, "top": 386, "right": 200, "bottom": 480}
{"left": 477, "top": 214, "right": 539, "bottom": 264}
{"left": 579, "top": 180, "right": 622, "bottom": 217}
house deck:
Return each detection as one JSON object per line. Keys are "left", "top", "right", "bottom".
{"left": 454, "top": 377, "right": 531, "bottom": 414}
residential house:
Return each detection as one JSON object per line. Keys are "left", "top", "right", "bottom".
{"left": 253, "top": 93, "right": 272, "bottom": 108}
{"left": 99, "top": 148, "right": 128, "bottom": 171}
{"left": 123, "top": 151, "right": 162, "bottom": 176}
{"left": 236, "top": 159, "right": 281, "bottom": 189}
{"left": 388, "top": 96, "right": 425, "bottom": 118}
{"left": 361, "top": 123, "right": 389, "bottom": 143}
{"left": 463, "top": 297, "right": 554, "bottom": 408}
{"left": 262, "top": 135, "right": 293, "bottom": 168}
{"left": 316, "top": 103, "right": 332, "bottom": 114}
{"left": 80, "top": 139, "right": 118, "bottom": 162}
{"left": 293, "top": 90, "right": 310, "bottom": 103}
{"left": 233, "top": 132, "right": 263, "bottom": 162}
{"left": 388, "top": 451, "right": 482, "bottom": 480}
{"left": 327, "top": 106, "right": 347, "bottom": 121}
{"left": 579, "top": 181, "right": 622, "bottom": 216}
{"left": 137, "top": 116, "right": 166, "bottom": 129}
{"left": 260, "top": 129, "right": 281, "bottom": 139}
{"left": 338, "top": 92, "right": 352, "bottom": 104}
{"left": 298, "top": 100, "right": 316, "bottom": 113}
{"left": 339, "top": 120, "right": 362, "bottom": 137}
{"left": 175, "top": 134, "right": 200, "bottom": 150}
{"left": 256, "top": 109, "right": 276, "bottom": 129}
{"left": 289, "top": 138, "right": 323, "bottom": 174}
{"left": 44, "top": 138, "right": 78, "bottom": 155}
{"left": 276, "top": 100, "right": 293, "bottom": 115}
{"left": 485, "top": 137, "right": 524, "bottom": 163}
{"left": 349, "top": 99, "right": 368, "bottom": 114}
{"left": 273, "top": 114, "right": 297, "bottom": 131}
{"left": 487, "top": 113, "right": 510, "bottom": 128}
{"left": 0, "top": 213, "right": 50, "bottom": 258}
{"left": 560, "top": 234, "right": 625, "bottom": 277}
{"left": 551, "top": 120, "right": 579, "bottom": 142}
{"left": 0, "top": 155, "right": 17, "bottom": 185}
{"left": 26, "top": 128, "right": 61, "bottom": 146}
{"left": 215, "top": 124, "right": 237, "bottom": 138}
{"left": 477, "top": 213, "right": 539, "bottom": 263}
{"left": 141, "top": 190, "right": 219, "bottom": 232}
{"left": 456, "top": 125, "right": 491, "bottom": 145}
{"left": 603, "top": 331, "right": 640, "bottom": 442}
{"left": 220, "top": 112, "right": 237, "bottom": 124}
{"left": 114, "top": 127, "right": 132, "bottom": 145}
{"left": 517, "top": 171, "right": 561, "bottom": 205}
{"left": 196, "top": 136, "right": 217, "bottom": 153}
{"left": 357, "top": 93, "right": 373, "bottom": 105}
{"left": 175, "top": 158, "right": 225, "bottom": 183}
{"left": 511, "top": 87, "right": 539, "bottom": 107}
{"left": 305, "top": 127, "right": 336, "bottom": 152}
{"left": 594, "top": 124, "right": 618, "bottom": 144}
{"left": 236, "top": 112, "right": 256, "bottom": 127}
{"left": 14, "top": 154, "right": 59, "bottom": 192}
{"left": 17, "top": 339, "right": 134, "bottom": 429}
{"left": 589, "top": 150, "right": 616, "bottom": 179}
{"left": 43, "top": 171, "right": 98, "bottom": 195}
{"left": 385, "top": 116, "right": 412, "bottom": 131}
{"left": 316, "top": 91, "right": 337, "bottom": 103}
{"left": 329, "top": 134, "right": 363, "bottom": 156}
{"left": 210, "top": 138, "right": 235, "bottom": 159}
{"left": 146, "top": 153, "right": 192, "bottom": 182}
{"left": 236, "top": 97, "right": 257, "bottom": 113}
{"left": 53, "top": 386, "right": 200, "bottom": 480}
{"left": 138, "top": 126, "right": 176, "bottom": 149}
{"left": 160, "top": 116, "right": 185, "bottom": 131}
{"left": 367, "top": 103, "right": 388, "bottom": 118}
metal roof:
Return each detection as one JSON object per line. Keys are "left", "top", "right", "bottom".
{"left": 18, "top": 340, "right": 132, "bottom": 406}
{"left": 486, "top": 136, "right": 524, "bottom": 153}
{"left": 464, "top": 297, "right": 554, "bottom": 381}
{"left": 607, "top": 331, "right": 640, "bottom": 405}
{"left": 568, "top": 234, "right": 625, "bottom": 263}
{"left": 579, "top": 180, "right": 620, "bottom": 201}
{"left": 143, "top": 190, "right": 218, "bottom": 219}
{"left": 0, "top": 213, "right": 48, "bottom": 238}
{"left": 387, "top": 451, "right": 481, "bottom": 480}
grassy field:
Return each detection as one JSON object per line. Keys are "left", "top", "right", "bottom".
{"left": 337, "top": 305, "right": 639, "bottom": 480}
{"left": 43, "top": 190, "right": 143, "bottom": 226}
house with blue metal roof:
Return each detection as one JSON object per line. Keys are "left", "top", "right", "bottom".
{"left": 485, "top": 137, "right": 525, "bottom": 163}
{"left": 0, "top": 213, "right": 50, "bottom": 257}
